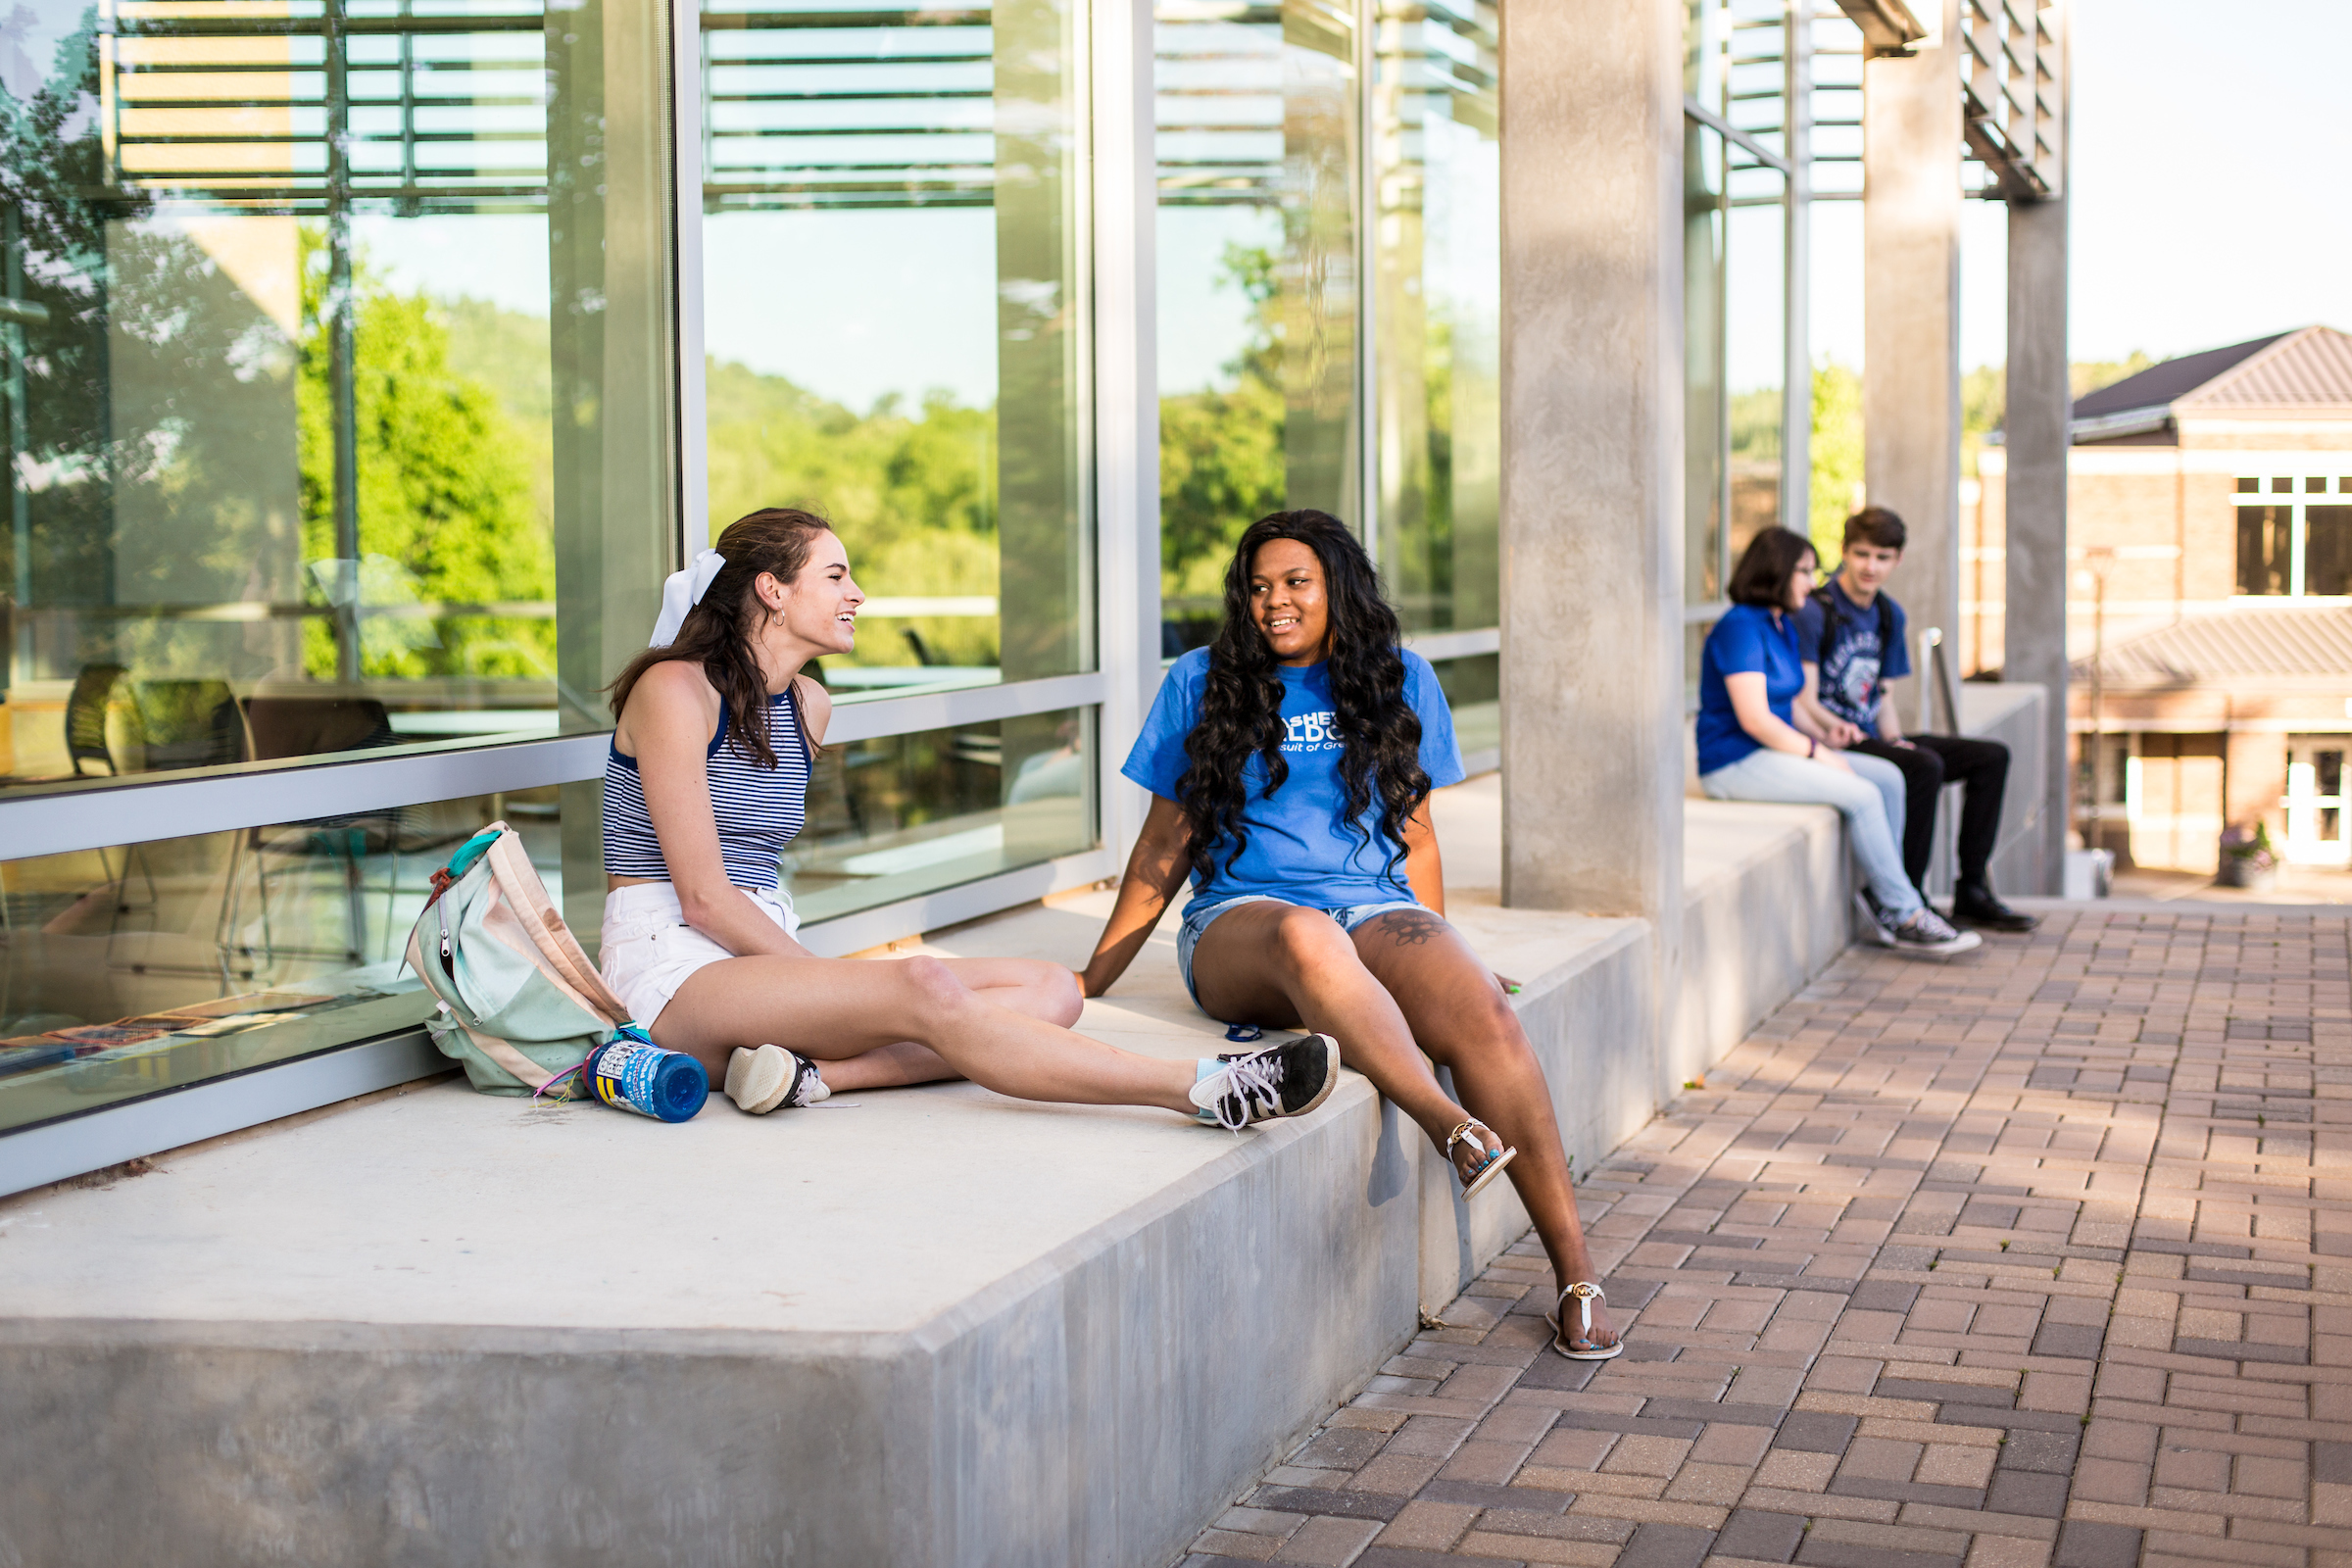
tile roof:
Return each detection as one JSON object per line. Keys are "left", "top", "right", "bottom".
{"left": 2077, "top": 602, "right": 2352, "bottom": 687}
{"left": 2073, "top": 326, "right": 2352, "bottom": 425}
{"left": 2188, "top": 324, "right": 2352, "bottom": 410}
{"left": 2074, "top": 333, "right": 2286, "bottom": 420}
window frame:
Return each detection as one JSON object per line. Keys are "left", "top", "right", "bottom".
{"left": 2233, "top": 472, "right": 2352, "bottom": 599}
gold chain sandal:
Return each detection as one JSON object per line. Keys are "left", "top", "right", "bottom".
{"left": 1547, "top": 1280, "right": 1624, "bottom": 1361}
{"left": 1445, "top": 1118, "right": 1517, "bottom": 1200}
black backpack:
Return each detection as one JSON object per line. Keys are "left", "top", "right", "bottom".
{"left": 1811, "top": 578, "right": 1895, "bottom": 708}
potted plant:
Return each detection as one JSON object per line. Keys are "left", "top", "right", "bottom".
{"left": 2217, "top": 822, "right": 2278, "bottom": 890}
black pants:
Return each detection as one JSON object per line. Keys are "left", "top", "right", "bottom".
{"left": 1848, "top": 733, "right": 2010, "bottom": 893}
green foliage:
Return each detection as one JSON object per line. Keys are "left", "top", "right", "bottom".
{"left": 1730, "top": 388, "right": 1782, "bottom": 461}
{"left": 1809, "top": 360, "right": 1864, "bottom": 565}
{"left": 438, "top": 296, "right": 554, "bottom": 531}
{"left": 295, "top": 230, "right": 553, "bottom": 679}
{"left": 2071, "top": 352, "right": 2154, "bottom": 400}
{"left": 1961, "top": 363, "right": 2003, "bottom": 478}
{"left": 704, "top": 362, "right": 1002, "bottom": 666}
{"left": 1159, "top": 242, "right": 1286, "bottom": 607}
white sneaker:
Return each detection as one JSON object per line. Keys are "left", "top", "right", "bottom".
{"left": 1891, "top": 907, "right": 1982, "bottom": 956}
{"left": 724, "top": 1044, "right": 829, "bottom": 1114}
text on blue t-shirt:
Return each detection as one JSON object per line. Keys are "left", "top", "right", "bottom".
{"left": 1121, "top": 648, "right": 1467, "bottom": 911}
{"left": 1793, "top": 576, "right": 1909, "bottom": 733}
{"left": 1694, "top": 604, "right": 1804, "bottom": 775}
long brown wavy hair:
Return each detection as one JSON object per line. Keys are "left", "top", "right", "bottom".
{"left": 607, "top": 508, "right": 833, "bottom": 770}
{"left": 1175, "top": 510, "right": 1428, "bottom": 882}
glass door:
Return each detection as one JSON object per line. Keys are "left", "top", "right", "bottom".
{"left": 2284, "top": 740, "right": 2349, "bottom": 866}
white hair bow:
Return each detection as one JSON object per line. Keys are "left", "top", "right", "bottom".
{"left": 650, "top": 548, "right": 727, "bottom": 647}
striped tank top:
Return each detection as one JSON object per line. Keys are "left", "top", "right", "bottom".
{"left": 602, "top": 686, "right": 811, "bottom": 891}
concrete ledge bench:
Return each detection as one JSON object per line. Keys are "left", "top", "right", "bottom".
{"left": 0, "top": 779, "right": 1849, "bottom": 1567}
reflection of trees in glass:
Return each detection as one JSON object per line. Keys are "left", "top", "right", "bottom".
{"left": 1809, "top": 360, "right": 1864, "bottom": 564}
{"left": 1159, "top": 241, "right": 1283, "bottom": 608}
{"left": 1727, "top": 384, "right": 1783, "bottom": 559}
{"left": 294, "top": 230, "right": 552, "bottom": 680}
{"left": 704, "top": 360, "right": 1001, "bottom": 667}
{"left": 3, "top": 3, "right": 133, "bottom": 624}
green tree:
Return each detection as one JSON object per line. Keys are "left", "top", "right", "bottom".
{"left": 1809, "top": 359, "right": 1864, "bottom": 564}
{"left": 296, "top": 231, "right": 552, "bottom": 679}
{"left": 2071, "top": 352, "right": 2154, "bottom": 400}
{"left": 704, "top": 364, "right": 1002, "bottom": 666}
{"left": 1158, "top": 242, "right": 1285, "bottom": 609}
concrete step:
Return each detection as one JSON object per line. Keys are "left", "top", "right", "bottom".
{"left": 0, "top": 779, "right": 1847, "bottom": 1567}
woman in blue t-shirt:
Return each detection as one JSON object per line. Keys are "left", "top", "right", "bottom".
{"left": 1696, "top": 527, "right": 1977, "bottom": 955}
{"left": 1077, "top": 510, "right": 1621, "bottom": 1361}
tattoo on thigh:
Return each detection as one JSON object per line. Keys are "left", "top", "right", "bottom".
{"left": 1377, "top": 910, "right": 1447, "bottom": 947}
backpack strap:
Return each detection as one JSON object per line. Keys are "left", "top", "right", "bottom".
{"left": 1811, "top": 580, "right": 1840, "bottom": 639}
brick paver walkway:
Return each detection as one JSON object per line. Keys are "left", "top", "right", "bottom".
{"left": 1179, "top": 908, "right": 2352, "bottom": 1568}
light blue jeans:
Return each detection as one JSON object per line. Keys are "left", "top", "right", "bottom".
{"left": 1699, "top": 746, "right": 1921, "bottom": 919}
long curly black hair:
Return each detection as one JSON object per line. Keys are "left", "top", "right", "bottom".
{"left": 1176, "top": 510, "right": 1429, "bottom": 881}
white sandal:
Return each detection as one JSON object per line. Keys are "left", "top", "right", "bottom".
{"left": 1547, "top": 1281, "right": 1624, "bottom": 1360}
{"left": 1445, "top": 1118, "right": 1517, "bottom": 1200}
{"left": 724, "top": 1045, "right": 829, "bottom": 1114}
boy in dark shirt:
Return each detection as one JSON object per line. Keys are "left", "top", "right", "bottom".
{"left": 1795, "top": 508, "right": 2038, "bottom": 933}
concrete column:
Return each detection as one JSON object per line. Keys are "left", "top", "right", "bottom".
{"left": 2004, "top": 189, "right": 2069, "bottom": 893}
{"left": 1861, "top": 0, "right": 1962, "bottom": 729}
{"left": 1497, "top": 0, "right": 1683, "bottom": 925}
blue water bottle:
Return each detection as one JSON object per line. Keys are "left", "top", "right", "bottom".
{"left": 581, "top": 1028, "right": 708, "bottom": 1123}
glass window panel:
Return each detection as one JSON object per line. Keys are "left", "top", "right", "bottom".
{"left": 785, "top": 708, "right": 1094, "bottom": 923}
{"left": 2309, "top": 476, "right": 2328, "bottom": 494}
{"left": 697, "top": 0, "right": 1092, "bottom": 700}
{"left": 1155, "top": 0, "right": 1359, "bottom": 655}
{"left": 1426, "top": 651, "right": 1496, "bottom": 764}
{"left": 0, "top": 0, "right": 674, "bottom": 796}
{"left": 2236, "top": 476, "right": 2260, "bottom": 493}
{"left": 2305, "top": 507, "right": 2352, "bottom": 597}
{"left": 1373, "top": 0, "right": 1499, "bottom": 636}
{"left": 1725, "top": 191, "right": 1784, "bottom": 561}
{"left": 2236, "top": 505, "right": 2290, "bottom": 596}
{"left": 0, "top": 785, "right": 559, "bottom": 1134}
{"left": 2273, "top": 476, "right": 2293, "bottom": 494}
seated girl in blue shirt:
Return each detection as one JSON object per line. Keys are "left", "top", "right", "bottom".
{"left": 1076, "top": 510, "right": 1622, "bottom": 1361}
{"left": 1695, "top": 526, "right": 1977, "bottom": 955}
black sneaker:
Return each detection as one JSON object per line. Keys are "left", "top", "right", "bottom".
{"left": 1852, "top": 889, "right": 1896, "bottom": 947}
{"left": 1892, "top": 906, "right": 1983, "bottom": 956}
{"left": 1951, "top": 883, "right": 2040, "bottom": 933}
{"left": 1189, "top": 1033, "right": 1341, "bottom": 1129}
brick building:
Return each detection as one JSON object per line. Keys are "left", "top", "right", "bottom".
{"left": 1974, "top": 325, "right": 2352, "bottom": 871}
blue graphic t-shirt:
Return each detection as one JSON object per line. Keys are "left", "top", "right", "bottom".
{"left": 1794, "top": 578, "right": 1909, "bottom": 733}
{"left": 1122, "top": 648, "right": 1466, "bottom": 911}
{"left": 1695, "top": 604, "right": 1805, "bottom": 775}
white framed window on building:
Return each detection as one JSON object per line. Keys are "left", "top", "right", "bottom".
{"left": 2234, "top": 472, "right": 2352, "bottom": 597}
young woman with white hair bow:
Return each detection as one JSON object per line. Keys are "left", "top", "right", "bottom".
{"left": 598, "top": 506, "right": 1342, "bottom": 1128}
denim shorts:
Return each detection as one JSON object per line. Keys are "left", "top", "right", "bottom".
{"left": 1174, "top": 894, "right": 1427, "bottom": 1011}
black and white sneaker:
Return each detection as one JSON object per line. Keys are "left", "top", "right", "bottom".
{"left": 724, "top": 1044, "right": 830, "bottom": 1113}
{"left": 1853, "top": 890, "right": 1897, "bottom": 947}
{"left": 1891, "top": 906, "right": 1982, "bottom": 956}
{"left": 1190, "top": 1033, "right": 1341, "bottom": 1130}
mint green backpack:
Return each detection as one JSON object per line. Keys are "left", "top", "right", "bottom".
{"left": 405, "top": 823, "right": 638, "bottom": 1098}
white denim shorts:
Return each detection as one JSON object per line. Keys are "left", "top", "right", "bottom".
{"left": 599, "top": 882, "right": 799, "bottom": 1028}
